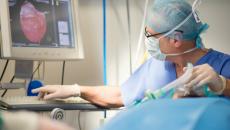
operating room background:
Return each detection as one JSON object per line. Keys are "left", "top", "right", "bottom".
{"left": 0, "top": 0, "right": 230, "bottom": 130}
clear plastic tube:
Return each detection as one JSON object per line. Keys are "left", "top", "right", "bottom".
{"left": 152, "top": 63, "right": 193, "bottom": 99}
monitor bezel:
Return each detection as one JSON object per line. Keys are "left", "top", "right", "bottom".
{"left": 0, "top": 0, "right": 84, "bottom": 61}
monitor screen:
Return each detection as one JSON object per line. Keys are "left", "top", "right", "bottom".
{"left": 0, "top": 0, "right": 84, "bottom": 60}
{"left": 10, "top": 0, "right": 74, "bottom": 48}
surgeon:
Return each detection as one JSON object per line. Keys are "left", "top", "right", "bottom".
{"left": 33, "top": 0, "right": 230, "bottom": 108}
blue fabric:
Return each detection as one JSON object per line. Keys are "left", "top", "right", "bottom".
{"left": 195, "top": 49, "right": 230, "bottom": 78}
{"left": 121, "top": 58, "right": 176, "bottom": 106}
{"left": 98, "top": 98, "right": 230, "bottom": 130}
{"left": 121, "top": 49, "right": 230, "bottom": 106}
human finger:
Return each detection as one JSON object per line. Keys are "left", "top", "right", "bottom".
{"left": 195, "top": 76, "right": 211, "bottom": 88}
{"left": 43, "top": 93, "right": 59, "bottom": 100}
{"left": 185, "top": 68, "right": 202, "bottom": 84}
{"left": 32, "top": 86, "right": 56, "bottom": 94}
{"left": 184, "top": 72, "right": 207, "bottom": 89}
{"left": 38, "top": 92, "right": 46, "bottom": 99}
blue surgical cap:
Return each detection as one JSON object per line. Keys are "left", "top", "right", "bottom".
{"left": 146, "top": 0, "right": 209, "bottom": 43}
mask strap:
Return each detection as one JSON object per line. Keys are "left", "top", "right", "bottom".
{"left": 166, "top": 47, "right": 198, "bottom": 57}
{"left": 192, "top": 0, "right": 202, "bottom": 23}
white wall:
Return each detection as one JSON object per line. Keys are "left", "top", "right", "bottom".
{"left": 0, "top": 0, "right": 230, "bottom": 130}
{"left": 200, "top": 0, "right": 230, "bottom": 53}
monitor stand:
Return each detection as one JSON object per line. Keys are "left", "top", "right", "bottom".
{"left": 15, "top": 60, "right": 33, "bottom": 79}
{"left": 0, "top": 60, "right": 33, "bottom": 90}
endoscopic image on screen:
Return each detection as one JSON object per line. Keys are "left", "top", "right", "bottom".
{"left": 9, "top": 0, "right": 74, "bottom": 48}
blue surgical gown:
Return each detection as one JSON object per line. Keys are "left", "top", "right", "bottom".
{"left": 121, "top": 49, "right": 230, "bottom": 106}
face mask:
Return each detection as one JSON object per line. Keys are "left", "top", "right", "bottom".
{"left": 145, "top": 37, "right": 198, "bottom": 61}
{"left": 145, "top": 0, "right": 202, "bottom": 61}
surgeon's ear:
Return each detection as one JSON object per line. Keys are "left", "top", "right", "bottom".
{"left": 174, "top": 40, "right": 182, "bottom": 48}
{"left": 169, "top": 38, "right": 182, "bottom": 48}
{"left": 170, "top": 32, "right": 183, "bottom": 48}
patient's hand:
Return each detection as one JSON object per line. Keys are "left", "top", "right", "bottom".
{"left": 172, "top": 92, "right": 201, "bottom": 99}
{"left": 172, "top": 93, "right": 183, "bottom": 99}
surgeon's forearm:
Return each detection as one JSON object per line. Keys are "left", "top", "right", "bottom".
{"left": 223, "top": 79, "right": 230, "bottom": 96}
{"left": 80, "top": 86, "right": 124, "bottom": 108}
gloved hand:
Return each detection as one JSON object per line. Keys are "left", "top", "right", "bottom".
{"left": 2, "top": 111, "right": 74, "bottom": 130}
{"left": 32, "top": 84, "right": 80, "bottom": 100}
{"left": 184, "top": 64, "right": 226, "bottom": 95}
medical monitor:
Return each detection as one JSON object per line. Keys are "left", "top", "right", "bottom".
{"left": 0, "top": 0, "right": 84, "bottom": 60}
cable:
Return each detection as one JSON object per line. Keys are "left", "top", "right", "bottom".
{"left": 0, "top": 60, "right": 9, "bottom": 81}
{"left": 38, "top": 61, "right": 41, "bottom": 79}
{"left": 1, "top": 75, "right": 15, "bottom": 97}
{"left": 103, "top": 0, "right": 107, "bottom": 119}
{"left": 42, "top": 61, "right": 45, "bottom": 80}
{"left": 135, "top": 0, "right": 149, "bottom": 66}
{"left": 30, "top": 61, "right": 42, "bottom": 81}
{"left": 61, "top": 61, "right": 66, "bottom": 85}
{"left": 78, "top": 111, "right": 82, "bottom": 130}
{"left": 126, "top": 0, "right": 133, "bottom": 74}
{"left": 0, "top": 60, "right": 10, "bottom": 97}
{"left": 1, "top": 90, "right": 7, "bottom": 97}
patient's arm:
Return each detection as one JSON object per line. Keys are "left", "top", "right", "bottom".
{"left": 172, "top": 92, "right": 200, "bottom": 99}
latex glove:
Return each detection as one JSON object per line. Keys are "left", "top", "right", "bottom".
{"left": 184, "top": 64, "right": 226, "bottom": 95}
{"left": 2, "top": 111, "right": 74, "bottom": 130}
{"left": 32, "top": 84, "right": 80, "bottom": 100}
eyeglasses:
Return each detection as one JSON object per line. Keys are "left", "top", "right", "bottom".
{"left": 144, "top": 27, "right": 183, "bottom": 38}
